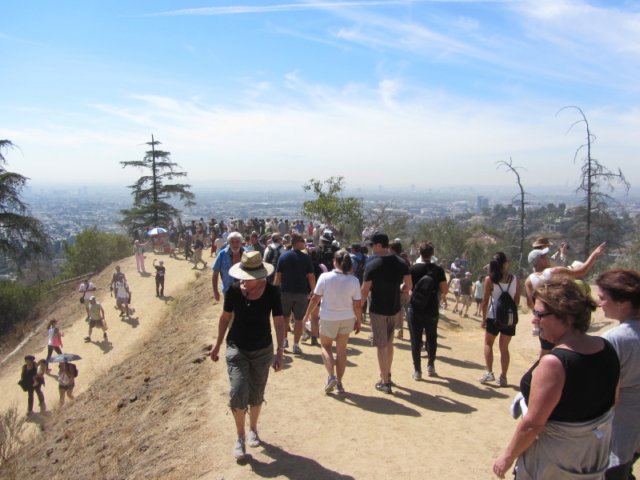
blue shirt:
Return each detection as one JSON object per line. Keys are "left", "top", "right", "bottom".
{"left": 276, "top": 249, "right": 314, "bottom": 294}
{"left": 212, "top": 245, "right": 247, "bottom": 293}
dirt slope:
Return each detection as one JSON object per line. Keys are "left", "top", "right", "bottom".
{"left": 2, "top": 259, "right": 636, "bottom": 480}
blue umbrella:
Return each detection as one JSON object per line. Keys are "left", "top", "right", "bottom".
{"left": 147, "top": 227, "right": 168, "bottom": 236}
{"left": 49, "top": 353, "right": 82, "bottom": 363}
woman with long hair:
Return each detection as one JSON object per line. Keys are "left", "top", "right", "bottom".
{"left": 303, "top": 249, "right": 362, "bottom": 394}
{"left": 597, "top": 269, "right": 640, "bottom": 480}
{"left": 479, "top": 252, "right": 520, "bottom": 387}
{"left": 493, "top": 278, "right": 620, "bottom": 479}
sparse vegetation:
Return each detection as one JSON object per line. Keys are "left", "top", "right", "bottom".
{"left": 0, "top": 406, "right": 25, "bottom": 477}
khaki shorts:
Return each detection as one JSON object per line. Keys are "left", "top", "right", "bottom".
{"left": 461, "top": 294, "right": 472, "bottom": 307}
{"left": 370, "top": 311, "right": 402, "bottom": 348}
{"left": 320, "top": 318, "right": 355, "bottom": 339}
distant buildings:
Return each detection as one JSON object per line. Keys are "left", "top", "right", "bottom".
{"left": 477, "top": 196, "right": 489, "bottom": 211}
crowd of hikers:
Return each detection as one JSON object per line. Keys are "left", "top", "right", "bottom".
{"left": 16, "top": 216, "right": 639, "bottom": 479}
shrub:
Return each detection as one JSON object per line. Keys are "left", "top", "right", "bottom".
{"left": 62, "top": 227, "right": 131, "bottom": 278}
{"left": 0, "top": 282, "right": 41, "bottom": 334}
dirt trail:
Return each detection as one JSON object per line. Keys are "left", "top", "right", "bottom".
{"left": 0, "top": 252, "right": 206, "bottom": 427}
{"left": 3, "top": 260, "right": 636, "bottom": 480}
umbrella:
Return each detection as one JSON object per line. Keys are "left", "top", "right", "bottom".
{"left": 49, "top": 353, "right": 82, "bottom": 363}
{"left": 147, "top": 227, "right": 168, "bottom": 236}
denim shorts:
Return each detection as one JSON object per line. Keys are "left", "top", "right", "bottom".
{"left": 226, "top": 343, "right": 273, "bottom": 410}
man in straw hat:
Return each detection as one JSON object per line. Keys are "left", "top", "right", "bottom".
{"left": 210, "top": 251, "right": 286, "bottom": 460}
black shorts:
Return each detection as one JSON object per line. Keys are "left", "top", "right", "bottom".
{"left": 485, "top": 317, "right": 516, "bottom": 337}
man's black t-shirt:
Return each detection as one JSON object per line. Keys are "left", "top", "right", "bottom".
{"left": 154, "top": 265, "right": 166, "bottom": 278}
{"left": 460, "top": 278, "right": 472, "bottom": 295}
{"left": 409, "top": 262, "right": 446, "bottom": 318}
{"left": 223, "top": 282, "right": 283, "bottom": 351}
{"left": 364, "top": 255, "right": 409, "bottom": 316}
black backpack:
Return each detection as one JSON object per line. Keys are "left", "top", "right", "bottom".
{"left": 493, "top": 276, "right": 518, "bottom": 328}
{"left": 410, "top": 271, "right": 436, "bottom": 312}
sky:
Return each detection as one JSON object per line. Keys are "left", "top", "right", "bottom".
{"left": 2, "top": 0, "right": 640, "bottom": 192}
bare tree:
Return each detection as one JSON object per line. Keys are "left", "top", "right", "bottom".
{"left": 497, "top": 157, "right": 527, "bottom": 272}
{"left": 557, "top": 106, "right": 630, "bottom": 254}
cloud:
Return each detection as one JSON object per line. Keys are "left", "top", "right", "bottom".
{"left": 10, "top": 72, "right": 630, "bottom": 189}
{"left": 152, "top": 1, "right": 418, "bottom": 17}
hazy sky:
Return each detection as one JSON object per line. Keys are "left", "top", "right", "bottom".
{"left": 2, "top": 1, "right": 639, "bottom": 190}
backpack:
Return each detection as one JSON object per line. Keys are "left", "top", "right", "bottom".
{"left": 492, "top": 276, "right": 518, "bottom": 328}
{"left": 410, "top": 271, "right": 437, "bottom": 313}
{"left": 266, "top": 243, "right": 283, "bottom": 267}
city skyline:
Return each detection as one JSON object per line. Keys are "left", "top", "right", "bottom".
{"left": 3, "top": 1, "right": 640, "bottom": 188}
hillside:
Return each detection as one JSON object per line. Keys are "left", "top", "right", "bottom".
{"left": 1, "top": 254, "right": 635, "bottom": 480}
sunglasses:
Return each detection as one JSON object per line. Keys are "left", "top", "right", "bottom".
{"left": 533, "top": 310, "right": 554, "bottom": 319}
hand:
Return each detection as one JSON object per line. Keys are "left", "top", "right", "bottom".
{"left": 492, "top": 453, "right": 515, "bottom": 479}
{"left": 210, "top": 345, "right": 221, "bottom": 362}
{"left": 272, "top": 352, "right": 283, "bottom": 372}
{"left": 481, "top": 320, "right": 487, "bottom": 328}
{"left": 213, "top": 290, "right": 220, "bottom": 302}
{"left": 354, "top": 320, "right": 361, "bottom": 335}
{"left": 593, "top": 242, "right": 606, "bottom": 257}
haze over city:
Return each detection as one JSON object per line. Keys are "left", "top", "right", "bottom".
{"left": 3, "top": 1, "right": 640, "bottom": 189}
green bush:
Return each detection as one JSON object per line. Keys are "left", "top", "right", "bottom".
{"left": 62, "top": 227, "right": 131, "bottom": 278}
{"left": 0, "top": 282, "right": 41, "bottom": 334}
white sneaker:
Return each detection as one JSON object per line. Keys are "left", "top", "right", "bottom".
{"left": 233, "top": 437, "right": 246, "bottom": 459}
{"left": 325, "top": 375, "right": 338, "bottom": 394}
{"left": 427, "top": 365, "right": 437, "bottom": 377}
{"left": 479, "top": 371, "right": 495, "bottom": 384}
{"left": 247, "top": 430, "right": 261, "bottom": 448}
{"left": 412, "top": 371, "right": 422, "bottom": 381}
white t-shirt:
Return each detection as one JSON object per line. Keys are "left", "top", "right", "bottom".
{"left": 314, "top": 270, "right": 361, "bottom": 321}
{"left": 114, "top": 281, "right": 129, "bottom": 299}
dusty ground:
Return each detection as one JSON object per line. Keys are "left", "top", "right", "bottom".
{"left": 1, "top": 255, "right": 635, "bottom": 480}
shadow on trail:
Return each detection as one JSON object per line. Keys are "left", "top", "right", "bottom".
{"left": 139, "top": 272, "right": 152, "bottom": 278}
{"left": 246, "top": 442, "right": 355, "bottom": 479}
{"left": 25, "top": 411, "right": 50, "bottom": 427}
{"left": 121, "top": 316, "right": 140, "bottom": 328}
{"left": 437, "top": 355, "right": 485, "bottom": 371}
{"left": 334, "top": 391, "right": 420, "bottom": 416}
{"left": 87, "top": 338, "right": 113, "bottom": 354}
{"left": 392, "top": 384, "right": 476, "bottom": 414}
{"left": 160, "top": 295, "right": 175, "bottom": 303}
{"left": 421, "top": 375, "right": 510, "bottom": 400}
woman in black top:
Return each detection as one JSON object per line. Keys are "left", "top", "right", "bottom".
{"left": 493, "top": 277, "right": 620, "bottom": 479}
{"left": 210, "top": 251, "right": 285, "bottom": 460}
{"left": 20, "top": 355, "right": 45, "bottom": 415}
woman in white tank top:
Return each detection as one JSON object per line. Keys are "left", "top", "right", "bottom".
{"left": 479, "top": 252, "right": 520, "bottom": 387}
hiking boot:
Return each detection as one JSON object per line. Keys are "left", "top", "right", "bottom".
{"left": 247, "top": 430, "right": 261, "bottom": 448}
{"left": 103, "top": 332, "right": 108, "bottom": 341}
{"left": 412, "top": 370, "right": 422, "bottom": 381}
{"left": 499, "top": 376, "right": 508, "bottom": 387}
{"left": 324, "top": 375, "right": 338, "bottom": 394}
{"left": 292, "top": 344, "right": 303, "bottom": 355}
{"left": 233, "top": 437, "right": 246, "bottom": 459}
{"left": 375, "top": 381, "right": 393, "bottom": 394}
{"left": 282, "top": 338, "right": 289, "bottom": 350}
{"left": 84, "top": 336, "right": 91, "bottom": 342}
{"left": 480, "top": 371, "right": 495, "bottom": 384}
{"left": 310, "top": 336, "right": 319, "bottom": 346}
{"left": 336, "top": 382, "right": 345, "bottom": 394}
{"left": 427, "top": 365, "right": 437, "bottom": 377}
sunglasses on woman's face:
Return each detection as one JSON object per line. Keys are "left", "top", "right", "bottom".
{"left": 533, "top": 310, "right": 553, "bottom": 319}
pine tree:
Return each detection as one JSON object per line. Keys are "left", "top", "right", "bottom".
{"left": 120, "top": 135, "right": 195, "bottom": 235}
{"left": 0, "top": 140, "right": 48, "bottom": 261}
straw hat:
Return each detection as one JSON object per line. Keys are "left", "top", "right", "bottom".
{"left": 229, "top": 251, "right": 274, "bottom": 280}
{"left": 532, "top": 237, "right": 553, "bottom": 248}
